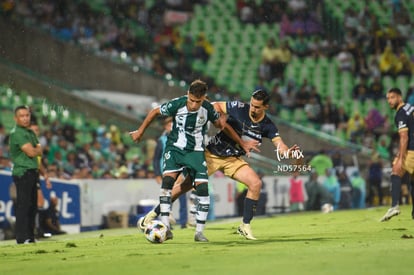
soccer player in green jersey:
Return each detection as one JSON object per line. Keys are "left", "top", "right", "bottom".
{"left": 130, "top": 79, "right": 230, "bottom": 242}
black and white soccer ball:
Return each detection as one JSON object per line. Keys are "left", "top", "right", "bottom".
{"left": 144, "top": 220, "right": 168, "bottom": 243}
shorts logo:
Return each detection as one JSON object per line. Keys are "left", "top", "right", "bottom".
{"left": 164, "top": 151, "right": 171, "bottom": 160}
{"left": 231, "top": 101, "right": 238, "bottom": 107}
{"left": 202, "top": 161, "right": 206, "bottom": 167}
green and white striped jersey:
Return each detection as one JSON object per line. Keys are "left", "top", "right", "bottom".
{"left": 159, "top": 95, "right": 220, "bottom": 151}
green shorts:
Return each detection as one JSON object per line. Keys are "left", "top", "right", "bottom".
{"left": 163, "top": 146, "right": 208, "bottom": 183}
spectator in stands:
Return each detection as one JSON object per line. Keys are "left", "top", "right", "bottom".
{"left": 405, "top": 83, "right": 414, "bottom": 105}
{"left": 352, "top": 77, "right": 370, "bottom": 101}
{"left": 337, "top": 170, "right": 353, "bottom": 209}
{"left": 291, "top": 31, "right": 309, "bottom": 59}
{"left": 395, "top": 52, "right": 413, "bottom": 77}
{"left": 258, "top": 57, "right": 272, "bottom": 82}
{"left": 289, "top": 171, "right": 305, "bottom": 212}
{"left": 368, "top": 76, "right": 384, "bottom": 100}
{"left": 379, "top": 45, "right": 398, "bottom": 76}
{"left": 62, "top": 150, "right": 77, "bottom": 178}
{"left": 354, "top": 49, "right": 370, "bottom": 78}
{"left": 331, "top": 150, "right": 346, "bottom": 173}
{"left": 322, "top": 168, "right": 340, "bottom": 210}
{"left": 294, "top": 84, "right": 310, "bottom": 109}
{"left": 309, "top": 150, "right": 333, "bottom": 177}
{"left": 280, "top": 79, "right": 297, "bottom": 111}
{"left": 274, "top": 40, "right": 292, "bottom": 82}
{"left": 336, "top": 45, "right": 354, "bottom": 73}
{"left": 0, "top": 155, "right": 12, "bottom": 171}
{"left": 320, "top": 96, "right": 339, "bottom": 135}
{"left": 47, "top": 137, "right": 69, "bottom": 165}
{"left": 304, "top": 96, "right": 321, "bottom": 124}
{"left": 394, "top": 13, "right": 411, "bottom": 47}
{"left": 304, "top": 171, "right": 333, "bottom": 211}
{"left": 343, "top": 8, "right": 359, "bottom": 33}
{"left": 364, "top": 108, "right": 387, "bottom": 138}
{"left": 258, "top": 0, "right": 284, "bottom": 23}
{"left": 346, "top": 111, "right": 365, "bottom": 143}
{"left": 261, "top": 38, "right": 280, "bottom": 81}
{"left": 367, "top": 153, "right": 384, "bottom": 206}
{"left": 238, "top": 0, "right": 256, "bottom": 24}
{"left": 350, "top": 170, "right": 366, "bottom": 209}
{"left": 368, "top": 58, "right": 381, "bottom": 79}
{"left": 375, "top": 135, "right": 391, "bottom": 160}
{"left": 194, "top": 33, "right": 213, "bottom": 63}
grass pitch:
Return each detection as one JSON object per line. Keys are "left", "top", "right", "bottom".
{"left": 1, "top": 205, "right": 414, "bottom": 275}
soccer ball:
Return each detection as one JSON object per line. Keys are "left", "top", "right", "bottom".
{"left": 321, "top": 203, "right": 334, "bottom": 213}
{"left": 144, "top": 220, "right": 168, "bottom": 243}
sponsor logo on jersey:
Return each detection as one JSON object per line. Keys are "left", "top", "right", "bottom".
{"left": 197, "top": 116, "right": 206, "bottom": 125}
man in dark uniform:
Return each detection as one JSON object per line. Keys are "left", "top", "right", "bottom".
{"left": 381, "top": 88, "right": 414, "bottom": 221}
{"left": 9, "top": 105, "right": 43, "bottom": 244}
{"left": 139, "top": 89, "right": 300, "bottom": 240}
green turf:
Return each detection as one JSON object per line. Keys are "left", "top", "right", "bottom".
{"left": 1, "top": 206, "right": 414, "bottom": 275}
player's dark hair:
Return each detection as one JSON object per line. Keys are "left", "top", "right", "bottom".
{"left": 14, "top": 105, "right": 29, "bottom": 114}
{"left": 189, "top": 79, "right": 208, "bottom": 98}
{"left": 252, "top": 89, "right": 270, "bottom": 105}
{"left": 388, "top": 87, "right": 402, "bottom": 96}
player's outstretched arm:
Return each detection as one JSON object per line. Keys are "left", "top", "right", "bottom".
{"left": 129, "top": 107, "right": 161, "bottom": 143}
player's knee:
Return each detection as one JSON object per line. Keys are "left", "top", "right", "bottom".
{"left": 162, "top": 176, "right": 176, "bottom": 189}
{"left": 247, "top": 177, "right": 262, "bottom": 194}
{"left": 195, "top": 182, "right": 209, "bottom": 196}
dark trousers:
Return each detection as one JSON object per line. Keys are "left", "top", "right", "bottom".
{"left": 13, "top": 169, "right": 38, "bottom": 243}
{"left": 178, "top": 193, "right": 188, "bottom": 227}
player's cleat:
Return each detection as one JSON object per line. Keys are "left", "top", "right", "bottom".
{"left": 237, "top": 223, "right": 257, "bottom": 240}
{"left": 194, "top": 231, "right": 209, "bottom": 242}
{"left": 137, "top": 210, "right": 158, "bottom": 232}
{"left": 380, "top": 206, "right": 401, "bottom": 222}
{"left": 169, "top": 212, "right": 176, "bottom": 225}
{"left": 165, "top": 229, "right": 173, "bottom": 241}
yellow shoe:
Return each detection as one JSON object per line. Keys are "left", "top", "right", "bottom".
{"left": 237, "top": 223, "right": 257, "bottom": 240}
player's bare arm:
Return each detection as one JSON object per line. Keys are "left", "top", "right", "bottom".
{"left": 129, "top": 107, "right": 161, "bottom": 143}
{"left": 213, "top": 101, "right": 227, "bottom": 114}
{"left": 21, "top": 143, "right": 42, "bottom": 158}
{"left": 213, "top": 113, "right": 227, "bottom": 131}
